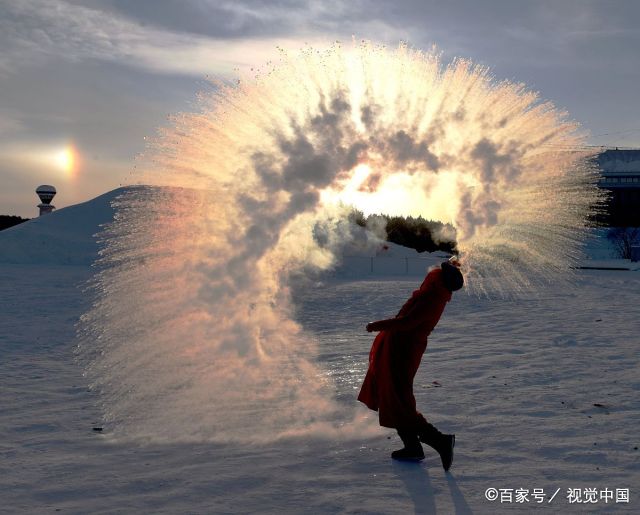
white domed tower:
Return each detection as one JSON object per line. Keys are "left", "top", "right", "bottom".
{"left": 36, "top": 185, "right": 56, "bottom": 216}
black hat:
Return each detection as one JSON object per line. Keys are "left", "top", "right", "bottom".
{"left": 441, "top": 261, "right": 464, "bottom": 292}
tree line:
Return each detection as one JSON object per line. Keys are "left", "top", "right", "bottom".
{"left": 0, "top": 215, "right": 30, "bottom": 231}
{"left": 348, "top": 209, "right": 457, "bottom": 254}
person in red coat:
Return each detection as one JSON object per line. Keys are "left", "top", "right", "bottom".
{"left": 358, "top": 259, "right": 464, "bottom": 468}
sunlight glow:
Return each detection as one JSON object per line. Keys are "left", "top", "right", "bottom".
{"left": 54, "top": 146, "right": 76, "bottom": 175}
{"left": 320, "top": 163, "right": 465, "bottom": 223}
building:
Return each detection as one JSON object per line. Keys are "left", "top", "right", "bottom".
{"left": 596, "top": 149, "right": 640, "bottom": 226}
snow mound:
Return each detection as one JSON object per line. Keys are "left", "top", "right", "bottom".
{"left": 0, "top": 187, "right": 130, "bottom": 265}
{"left": 329, "top": 225, "right": 448, "bottom": 277}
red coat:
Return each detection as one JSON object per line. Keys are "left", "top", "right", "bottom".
{"left": 357, "top": 268, "right": 452, "bottom": 429}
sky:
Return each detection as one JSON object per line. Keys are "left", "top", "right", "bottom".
{"left": 1, "top": 0, "right": 639, "bottom": 217}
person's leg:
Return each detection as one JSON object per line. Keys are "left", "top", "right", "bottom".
{"left": 416, "top": 412, "right": 443, "bottom": 439}
{"left": 391, "top": 427, "right": 425, "bottom": 461}
{"left": 416, "top": 412, "right": 455, "bottom": 471}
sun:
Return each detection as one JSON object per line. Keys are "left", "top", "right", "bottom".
{"left": 54, "top": 146, "right": 77, "bottom": 176}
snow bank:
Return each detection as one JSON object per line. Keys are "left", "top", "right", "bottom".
{"left": 0, "top": 188, "right": 129, "bottom": 266}
{"left": 326, "top": 224, "right": 449, "bottom": 278}
{"left": 334, "top": 252, "right": 446, "bottom": 278}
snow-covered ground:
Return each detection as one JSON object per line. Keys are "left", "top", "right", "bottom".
{"left": 1, "top": 191, "right": 638, "bottom": 513}
{"left": 0, "top": 189, "right": 122, "bottom": 266}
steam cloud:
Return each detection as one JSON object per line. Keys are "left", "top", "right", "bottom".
{"left": 77, "top": 42, "right": 603, "bottom": 442}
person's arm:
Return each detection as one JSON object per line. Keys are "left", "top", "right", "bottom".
{"left": 366, "top": 295, "right": 430, "bottom": 333}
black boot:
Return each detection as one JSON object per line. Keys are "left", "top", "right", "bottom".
{"left": 418, "top": 422, "right": 455, "bottom": 471}
{"left": 391, "top": 430, "right": 425, "bottom": 462}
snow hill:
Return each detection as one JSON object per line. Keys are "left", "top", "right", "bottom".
{"left": 0, "top": 188, "right": 127, "bottom": 266}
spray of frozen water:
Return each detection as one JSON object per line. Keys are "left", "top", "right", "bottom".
{"left": 78, "top": 42, "right": 604, "bottom": 442}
